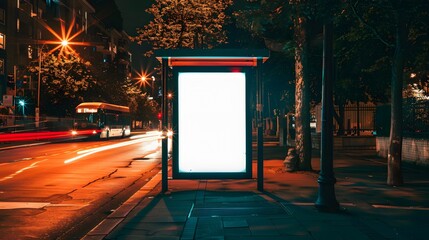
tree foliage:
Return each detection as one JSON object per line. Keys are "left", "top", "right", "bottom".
{"left": 339, "top": 0, "right": 429, "bottom": 102}
{"left": 89, "top": 59, "right": 159, "bottom": 123}
{"left": 27, "top": 52, "right": 97, "bottom": 117}
{"left": 133, "top": 0, "right": 233, "bottom": 55}
{"left": 234, "top": 0, "right": 327, "bottom": 170}
{"left": 340, "top": 0, "right": 429, "bottom": 186}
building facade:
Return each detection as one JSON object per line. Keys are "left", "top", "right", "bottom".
{"left": 0, "top": 0, "right": 131, "bottom": 123}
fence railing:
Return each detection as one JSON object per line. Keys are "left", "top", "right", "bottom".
{"left": 375, "top": 99, "right": 429, "bottom": 139}
{"left": 334, "top": 103, "right": 376, "bottom": 136}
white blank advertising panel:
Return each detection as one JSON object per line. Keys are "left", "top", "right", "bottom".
{"left": 178, "top": 72, "right": 246, "bottom": 173}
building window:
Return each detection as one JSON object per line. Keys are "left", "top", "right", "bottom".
{"left": 0, "top": 33, "right": 5, "bottom": 49}
{"left": 28, "top": 45, "right": 33, "bottom": 59}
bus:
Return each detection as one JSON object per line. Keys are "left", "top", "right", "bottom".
{"left": 72, "top": 102, "right": 131, "bottom": 139}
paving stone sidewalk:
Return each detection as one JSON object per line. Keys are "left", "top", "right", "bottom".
{"left": 84, "top": 148, "right": 429, "bottom": 240}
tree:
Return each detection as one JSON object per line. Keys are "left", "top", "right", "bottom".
{"left": 234, "top": 0, "right": 324, "bottom": 170}
{"left": 27, "top": 52, "right": 97, "bottom": 117}
{"left": 290, "top": 1, "right": 313, "bottom": 170}
{"left": 131, "top": 0, "right": 235, "bottom": 125}
{"left": 129, "top": 92, "right": 160, "bottom": 125}
{"left": 89, "top": 57, "right": 159, "bottom": 125}
{"left": 387, "top": 1, "right": 407, "bottom": 186}
{"left": 89, "top": 60, "right": 129, "bottom": 105}
{"left": 347, "top": 0, "right": 429, "bottom": 186}
{"left": 333, "top": 2, "right": 391, "bottom": 135}
{"left": 133, "top": 0, "right": 233, "bottom": 55}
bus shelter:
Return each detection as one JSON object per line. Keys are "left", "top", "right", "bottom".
{"left": 155, "top": 49, "right": 269, "bottom": 192}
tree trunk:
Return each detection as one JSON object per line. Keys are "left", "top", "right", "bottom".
{"left": 387, "top": 3, "right": 407, "bottom": 186}
{"left": 294, "top": 15, "right": 312, "bottom": 170}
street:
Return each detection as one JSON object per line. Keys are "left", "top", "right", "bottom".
{"left": 0, "top": 131, "right": 163, "bottom": 239}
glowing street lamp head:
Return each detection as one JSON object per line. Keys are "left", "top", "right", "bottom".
{"left": 36, "top": 17, "right": 92, "bottom": 57}
{"left": 61, "top": 40, "right": 69, "bottom": 47}
{"left": 133, "top": 68, "right": 156, "bottom": 88}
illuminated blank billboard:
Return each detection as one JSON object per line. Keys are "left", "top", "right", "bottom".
{"left": 175, "top": 71, "right": 250, "bottom": 178}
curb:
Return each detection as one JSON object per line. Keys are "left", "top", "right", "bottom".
{"left": 82, "top": 168, "right": 165, "bottom": 240}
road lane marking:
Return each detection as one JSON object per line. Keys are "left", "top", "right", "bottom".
{"left": 0, "top": 202, "right": 49, "bottom": 209}
{"left": 0, "top": 201, "right": 89, "bottom": 210}
{"left": 0, "top": 160, "right": 46, "bottom": 182}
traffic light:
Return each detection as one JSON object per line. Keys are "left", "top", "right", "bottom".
{"left": 157, "top": 112, "right": 162, "bottom": 120}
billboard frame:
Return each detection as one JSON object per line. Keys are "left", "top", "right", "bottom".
{"left": 156, "top": 49, "right": 269, "bottom": 192}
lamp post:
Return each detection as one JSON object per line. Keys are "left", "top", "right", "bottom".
{"left": 36, "top": 45, "right": 43, "bottom": 128}
{"left": 151, "top": 76, "right": 155, "bottom": 97}
{"left": 315, "top": 3, "right": 339, "bottom": 212}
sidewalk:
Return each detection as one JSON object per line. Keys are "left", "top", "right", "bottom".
{"left": 84, "top": 147, "right": 429, "bottom": 240}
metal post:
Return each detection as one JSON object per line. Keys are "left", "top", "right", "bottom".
{"left": 256, "top": 58, "right": 264, "bottom": 191}
{"left": 36, "top": 46, "right": 42, "bottom": 128}
{"left": 13, "top": 66, "right": 17, "bottom": 124}
{"left": 161, "top": 58, "right": 169, "bottom": 193}
{"left": 315, "top": 20, "right": 339, "bottom": 211}
{"left": 14, "top": 65, "right": 17, "bottom": 98}
{"left": 151, "top": 76, "right": 155, "bottom": 98}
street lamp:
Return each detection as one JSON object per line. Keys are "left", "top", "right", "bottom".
{"left": 151, "top": 76, "right": 155, "bottom": 97}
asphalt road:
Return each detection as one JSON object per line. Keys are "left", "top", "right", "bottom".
{"left": 0, "top": 131, "right": 163, "bottom": 239}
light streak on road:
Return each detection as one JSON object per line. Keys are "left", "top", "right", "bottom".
{"left": 0, "top": 160, "right": 46, "bottom": 182}
{"left": 142, "top": 140, "right": 160, "bottom": 152}
{"left": 64, "top": 133, "right": 161, "bottom": 164}
{"left": 129, "top": 131, "right": 162, "bottom": 139}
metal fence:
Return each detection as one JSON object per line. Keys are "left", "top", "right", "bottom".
{"left": 375, "top": 99, "right": 429, "bottom": 139}
{"left": 403, "top": 99, "right": 429, "bottom": 136}
{"left": 333, "top": 103, "right": 376, "bottom": 136}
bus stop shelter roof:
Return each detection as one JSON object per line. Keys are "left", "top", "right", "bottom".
{"left": 155, "top": 49, "right": 269, "bottom": 67}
